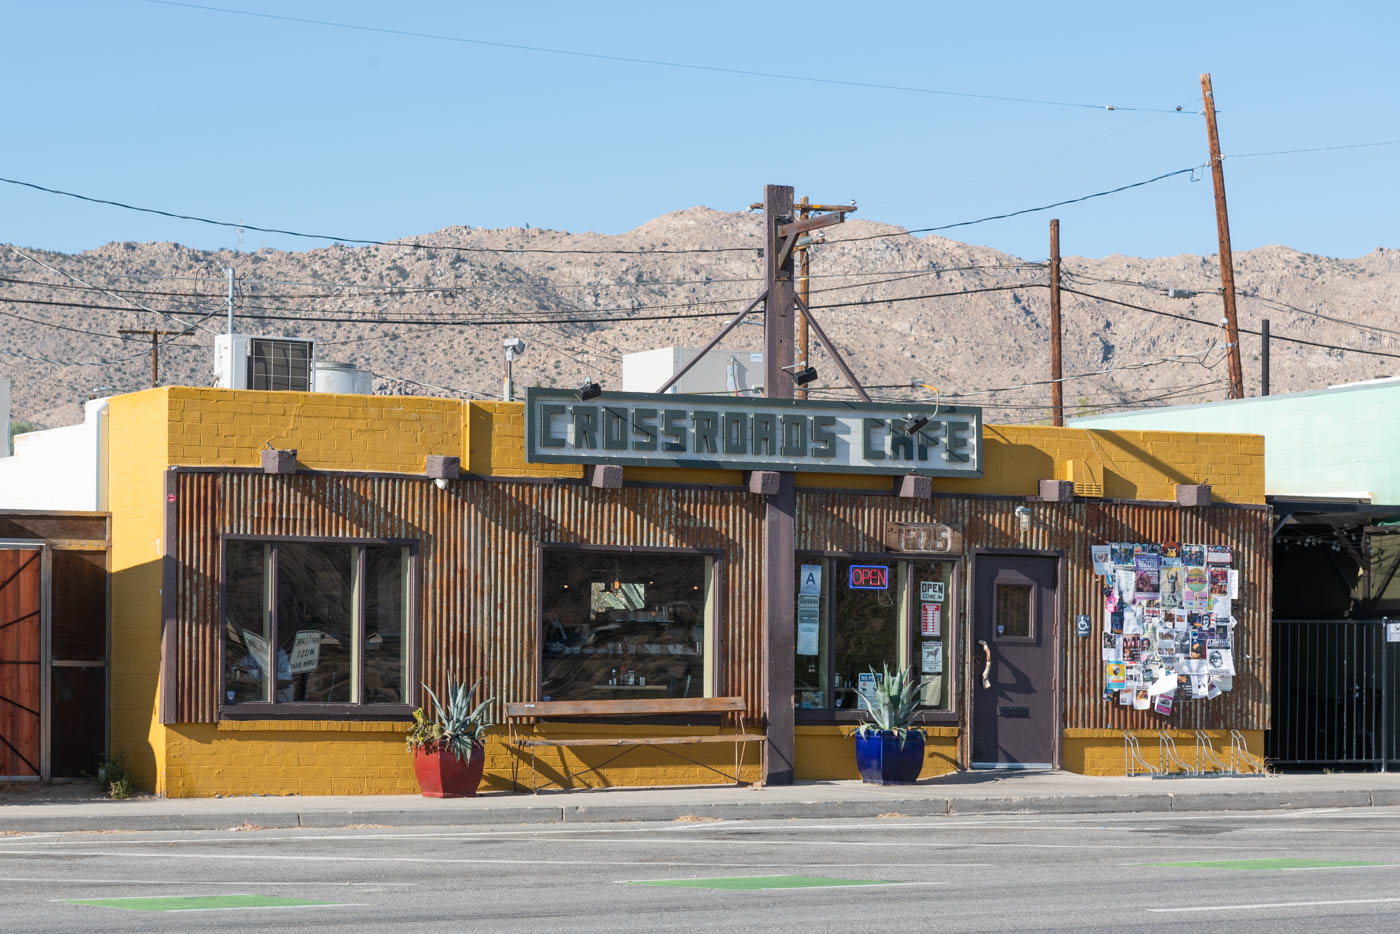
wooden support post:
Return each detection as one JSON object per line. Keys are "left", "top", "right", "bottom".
{"left": 1049, "top": 218, "right": 1063, "bottom": 426}
{"left": 119, "top": 328, "right": 190, "bottom": 388}
{"left": 1261, "top": 318, "right": 1270, "bottom": 396}
{"left": 1201, "top": 73, "right": 1245, "bottom": 400}
{"left": 761, "top": 183, "right": 796, "bottom": 786}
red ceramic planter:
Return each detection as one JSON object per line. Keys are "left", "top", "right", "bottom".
{"left": 413, "top": 743, "right": 485, "bottom": 798}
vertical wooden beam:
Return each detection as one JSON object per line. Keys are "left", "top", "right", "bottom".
{"left": 1049, "top": 219, "right": 1063, "bottom": 426}
{"left": 1261, "top": 318, "right": 1271, "bottom": 396}
{"left": 796, "top": 196, "right": 811, "bottom": 401}
{"left": 1201, "top": 73, "right": 1245, "bottom": 400}
{"left": 761, "top": 183, "right": 796, "bottom": 786}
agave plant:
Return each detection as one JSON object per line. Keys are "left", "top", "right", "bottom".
{"left": 406, "top": 675, "right": 494, "bottom": 763}
{"left": 853, "top": 663, "right": 926, "bottom": 747}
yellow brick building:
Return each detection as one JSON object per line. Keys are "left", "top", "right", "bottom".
{"left": 104, "top": 387, "right": 1268, "bottom": 796}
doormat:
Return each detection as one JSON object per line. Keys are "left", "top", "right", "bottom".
{"left": 66, "top": 894, "right": 342, "bottom": 912}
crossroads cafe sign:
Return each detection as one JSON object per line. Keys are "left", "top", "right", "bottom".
{"left": 524, "top": 388, "right": 982, "bottom": 477}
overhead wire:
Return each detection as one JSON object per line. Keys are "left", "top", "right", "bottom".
{"left": 141, "top": 0, "right": 1198, "bottom": 114}
{"left": 0, "top": 175, "right": 756, "bottom": 256}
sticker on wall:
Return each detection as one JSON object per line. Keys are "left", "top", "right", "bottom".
{"left": 922, "top": 641, "right": 944, "bottom": 674}
{"left": 1207, "top": 545, "right": 1233, "bottom": 565}
{"left": 1134, "top": 554, "right": 1161, "bottom": 601}
{"left": 1182, "top": 545, "right": 1206, "bottom": 567}
{"left": 1106, "top": 662, "right": 1127, "bottom": 690}
{"left": 1091, "top": 545, "right": 1112, "bottom": 576}
{"left": 1154, "top": 694, "right": 1174, "bottom": 716}
{"left": 920, "top": 602, "right": 942, "bottom": 637}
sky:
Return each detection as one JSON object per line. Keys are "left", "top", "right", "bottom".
{"left": 2, "top": 1, "right": 1397, "bottom": 261}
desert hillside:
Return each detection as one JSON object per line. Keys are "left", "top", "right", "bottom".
{"left": 3, "top": 207, "right": 1397, "bottom": 429}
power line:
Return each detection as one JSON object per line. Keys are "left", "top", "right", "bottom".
{"left": 824, "top": 166, "right": 1204, "bottom": 246}
{"left": 0, "top": 175, "right": 755, "bottom": 256}
{"left": 1063, "top": 288, "right": 1400, "bottom": 360}
{"left": 1226, "top": 138, "right": 1400, "bottom": 160}
{"left": 142, "top": 0, "right": 1197, "bottom": 114}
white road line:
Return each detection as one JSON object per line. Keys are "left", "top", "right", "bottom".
{"left": 0, "top": 877, "right": 414, "bottom": 886}
{"left": 1149, "top": 897, "right": 1400, "bottom": 913}
{"left": 0, "top": 849, "right": 952, "bottom": 868}
{"left": 614, "top": 877, "right": 945, "bottom": 890}
{"left": 62, "top": 901, "right": 367, "bottom": 912}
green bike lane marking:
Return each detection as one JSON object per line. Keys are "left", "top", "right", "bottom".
{"left": 65, "top": 894, "right": 352, "bottom": 912}
{"left": 625, "top": 875, "right": 919, "bottom": 891}
{"left": 1151, "top": 858, "right": 1395, "bottom": 871}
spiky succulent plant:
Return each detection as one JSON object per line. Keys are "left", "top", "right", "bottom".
{"left": 853, "top": 663, "right": 927, "bottom": 747}
{"left": 407, "top": 675, "right": 493, "bottom": 762}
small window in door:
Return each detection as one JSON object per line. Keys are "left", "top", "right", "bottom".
{"left": 994, "top": 582, "right": 1033, "bottom": 639}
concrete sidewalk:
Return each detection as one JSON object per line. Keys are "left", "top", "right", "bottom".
{"left": 4, "top": 771, "right": 1400, "bottom": 832}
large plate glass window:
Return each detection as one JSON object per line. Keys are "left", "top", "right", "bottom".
{"left": 540, "top": 550, "right": 714, "bottom": 701}
{"left": 222, "top": 540, "right": 411, "bottom": 712}
{"left": 794, "top": 556, "right": 955, "bottom": 715}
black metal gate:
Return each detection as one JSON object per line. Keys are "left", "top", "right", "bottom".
{"left": 1269, "top": 619, "right": 1400, "bottom": 770}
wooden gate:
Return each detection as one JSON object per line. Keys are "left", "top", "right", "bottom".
{"left": 0, "top": 548, "right": 42, "bottom": 778}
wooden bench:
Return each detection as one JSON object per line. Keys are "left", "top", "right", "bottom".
{"left": 504, "top": 697, "right": 765, "bottom": 793}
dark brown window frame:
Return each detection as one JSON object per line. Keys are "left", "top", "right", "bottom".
{"left": 534, "top": 543, "right": 725, "bottom": 720}
{"left": 218, "top": 534, "right": 419, "bottom": 721}
{"left": 794, "top": 549, "right": 961, "bottom": 726}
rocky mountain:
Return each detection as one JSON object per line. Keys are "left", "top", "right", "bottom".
{"left": 2, "top": 207, "right": 1397, "bottom": 429}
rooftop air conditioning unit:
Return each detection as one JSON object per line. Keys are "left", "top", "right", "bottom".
{"left": 215, "top": 334, "right": 316, "bottom": 391}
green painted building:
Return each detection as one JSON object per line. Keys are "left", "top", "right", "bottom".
{"left": 1070, "top": 377, "right": 1400, "bottom": 503}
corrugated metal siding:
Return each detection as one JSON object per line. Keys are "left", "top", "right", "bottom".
{"left": 797, "top": 494, "right": 1271, "bottom": 732}
{"left": 174, "top": 474, "right": 1269, "bottom": 732}
{"left": 173, "top": 473, "right": 763, "bottom": 722}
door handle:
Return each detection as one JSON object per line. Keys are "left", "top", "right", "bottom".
{"left": 977, "top": 639, "right": 992, "bottom": 689}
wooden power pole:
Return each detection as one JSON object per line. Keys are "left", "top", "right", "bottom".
{"left": 1049, "top": 219, "right": 1063, "bottom": 426}
{"left": 796, "top": 197, "right": 811, "bottom": 400}
{"left": 119, "top": 328, "right": 190, "bottom": 388}
{"left": 1200, "top": 73, "right": 1245, "bottom": 399}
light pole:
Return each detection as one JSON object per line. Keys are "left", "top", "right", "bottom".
{"left": 502, "top": 338, "right": 525, "bottom": 401}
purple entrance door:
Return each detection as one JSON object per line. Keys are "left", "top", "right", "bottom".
{"left": 970, "top": 554, "right": 1059, "bottom": 769}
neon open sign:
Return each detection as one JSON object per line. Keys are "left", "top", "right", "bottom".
{"left": 848, "top": 565, "right": 890, "bottom": 590}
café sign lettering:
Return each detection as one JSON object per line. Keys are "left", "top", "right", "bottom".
{"left": 524, "top": 388, "right": 983, "bottom": 477}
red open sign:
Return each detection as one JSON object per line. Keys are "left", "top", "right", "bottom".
{"left": 848, "top": 565, "right": 889, "bottom": 590}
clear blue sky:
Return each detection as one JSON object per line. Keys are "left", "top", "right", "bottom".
{"left": 3, "top": 1, "right": 1396, "bottom": 261}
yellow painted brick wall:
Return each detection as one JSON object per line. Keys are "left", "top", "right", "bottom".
{"left": 161, "top": 722, "right": 765, "bottom": 796}
{"left": 106, "top": 389, "right": 171, "bottom": 792}
{"left": 795, "top": 726, "right": 959, "bottom": 780}
{"left": 465, "top": 403, "right": 1265, "bottom": 504}
{"left": 167, "top": 387, "right": 463, "bottom": 473}
{"left": 1062, "top": 729, "right": 1265, "bottom": 776}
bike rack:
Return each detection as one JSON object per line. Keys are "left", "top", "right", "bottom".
{"left": 1229, "top": 730, "right": 1268, "bottom": 776}
{"left": 1124, "top": 732, "right": 1158, "bottom": 777}
{"left": 1157, "top": 731, "right": 1198, "bottom": 777}
{"left": 1195, "top": 731, "right": 1230, "bottom": 774}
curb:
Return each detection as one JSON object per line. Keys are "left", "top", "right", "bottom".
{"left": 1, "top": 788, "right": 1396, "bottom": 833}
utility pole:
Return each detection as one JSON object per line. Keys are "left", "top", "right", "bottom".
{"left": 1200, "top": 73, "right": 1245, "bottom": 399}
{"left": 226, "top": 267, "right": 236, "bottom": 335}
{"left": 119, "top": 329, "right": 190, "bottom": 388}
{"left": 762, "top": 184, "right": 797, "bottom": 787}
{"left": 796, "top": 197, "right": 811, "bottom": 400}
{"left": 1261, "top": 318, "right": 1271, "bottom": 396}
{"left": 1049, "top": 218, "right": 1063, "bottom": 426}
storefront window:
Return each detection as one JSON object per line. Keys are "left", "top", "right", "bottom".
{"left": 795, "top": 556, "right": 955, "bottom": 714}
{"left": 222, "top": 539, "right": 411, "bottom": 710}
{"left": 540, "top": 550, "right": 713, "bottom": 701}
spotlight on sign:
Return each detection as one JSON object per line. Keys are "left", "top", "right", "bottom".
{"left": 901, "top": 414, "right": 930, "bottom": 435}
{"left": 574, "top": 380, "right": 602, "bottom": 401}
{"left": 790, "top": 366, "right": 818, "bottom": 386}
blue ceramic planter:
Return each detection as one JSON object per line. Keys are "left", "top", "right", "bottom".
{"left": 854, "top": 730, "right": 926, "bottom": 784}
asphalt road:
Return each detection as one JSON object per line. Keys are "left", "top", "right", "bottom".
{"left": 3, "top": 806, "right": 1400, "bottom": 932}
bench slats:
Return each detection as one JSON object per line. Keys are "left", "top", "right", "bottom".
{"left": 514, "top": 734, "right": 765, "bottom": 748}
{"left": 506, "top": 696, "right": 746, "bottom": 718}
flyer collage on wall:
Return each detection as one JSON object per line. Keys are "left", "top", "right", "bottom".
{"left": 1091, "top": 542, "right": 1241, "bottom": 716}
